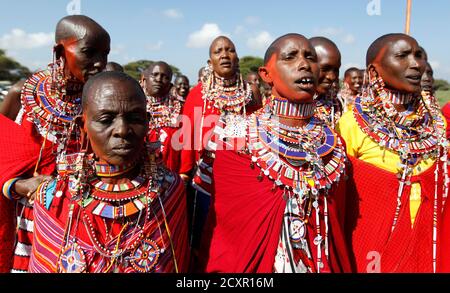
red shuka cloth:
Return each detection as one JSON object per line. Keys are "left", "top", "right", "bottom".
{"left": 198, "top": 149, "right": 352, "bottom": 273}
{"left": 148, "top": 127, "right": 181, "bottom": 172}
{"left": 442, "top": 102, "right": 450, "bottom": 139}
{"left": 0, "top": 114, "right": 55, "bottom": 272}
{"left": 179, "top": 83, "right": 218, "bottom": 175}
{"left": 346, "top": 156, "right": 447, "bottom": 272}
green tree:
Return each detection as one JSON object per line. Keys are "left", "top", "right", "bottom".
{"left": 434, "top": 79, "right": 450, "bottom": 91}
{"left": 123, "top": 60, "right": 181, "bottom": 81}
{"left": 239, "top": 56, "right": 263, "bottom": 79}
{"left": 0, "top": 49, "right": 31, "bottom": 82}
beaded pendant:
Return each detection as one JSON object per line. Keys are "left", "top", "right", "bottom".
{"left": 130, "top": 238, "right": 162, "bottom": 273}
{"left": 58, "top": 243, "right": 87, "bottom": 273}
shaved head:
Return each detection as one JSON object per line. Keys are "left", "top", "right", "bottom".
{"left": 264, "top": 33, "right": 309, "bottom": 64}
{"left": 366, "top": 33, "right": 417, "bottom": 66}
{"left": 143, "top": 61, "right": 173, "bottom": 80}
{"left": 310, "top": 36, "right": 341, "bottom": 60}
{"left": 55, "top": 15, "right": 109, "bottom": 44}
{"left": 419, "top": 46, "right": 428, "bottom": 61}
{"left": 82, "top": 71, "right": 145, "bottom": 111}
{"left": 209, "top": 36, "right": 234, "bottom": 57}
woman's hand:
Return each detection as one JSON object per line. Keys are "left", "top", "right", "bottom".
{"left": 13, "top": 175, "right": 53, "bottom": 202}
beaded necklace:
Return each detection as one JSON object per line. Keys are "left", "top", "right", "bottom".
{"left": 146, "top": 94, "right": 182, "bottom": 130}
{"left": 272, "top": 96, "right": 315, "bottom": 120}
{"left": 354, "top": 79, "right": 449, "bottom": 272}
{"left": 202, "top": 72, "right": 252, "bottom": 114}
{"left": 315, "top": 94, "right": 343, "bottom": 128}
{"left": 246, "top": 98, "right": 347, "bottom": 273}
{"left": 21, "top": 66, "right": 83, "bottom": 143}
{"left": 94, "top": 160, "right": 138, "bottom": 177}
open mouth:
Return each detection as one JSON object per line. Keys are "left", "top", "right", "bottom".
{"left": 220, "top": 61, "right": 232, "bottom": 67}
{"left": 295, "top": 77, "right": 315, "bottom": 90}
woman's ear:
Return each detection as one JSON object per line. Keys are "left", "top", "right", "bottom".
{"left": 258, "top": 66, "right": 273, "bottom": 85}
{"left": 367, "top": 64, "right": 379, "bottom": 80}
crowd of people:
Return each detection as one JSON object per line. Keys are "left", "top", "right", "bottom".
{"left": 0, "top": 14, "right": 449, "bottom": 273}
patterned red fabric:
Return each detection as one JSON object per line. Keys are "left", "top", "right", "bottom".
{"left": 0, "top": 115, "right": 55, "bottom": 272}
{"left": 442, "top": 102, "right": 450, "bottom": 139}
{"left": 198, "top": 149, "right": 352, "bottom": 273}
{"left": 29, "top": 172, "right": 190, "bottom": 273}
{"left": 346, "top": 156, "right": 447, "bottom": 272}
{"left": 148, "top": 127, "right": 181, "bottom": 172}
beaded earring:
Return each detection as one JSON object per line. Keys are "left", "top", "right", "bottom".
{"left": 51, "top": 50, "right": 68, "bottom": 98}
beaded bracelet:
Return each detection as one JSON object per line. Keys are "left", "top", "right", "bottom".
{"left": 2, "top": 177, "right": 23, "bottom": 201}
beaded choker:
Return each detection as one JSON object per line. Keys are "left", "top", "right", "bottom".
{"left": 272, "top": 96, "right": 316, "bottom": 120}
{"left": 94, "top": 160, "right": 138, "bottom": 177}
{"left": 146, "top": 94, "right": 182, "bottom": 129}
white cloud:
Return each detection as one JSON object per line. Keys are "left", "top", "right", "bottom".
{"left": 313, "top": 27, "right": 357, "bottom": 45}
{"left": 145, "top": 40, "right": 164, "bottom": 51}
{"left": 314, "top": 27, "right": 343, "bottom": 37}
{"left": 163, "top": 9, "right": 183, "bottom": 19}
{"left": 0, "top": 29, "right": 54, "bottom": 50}
{"left": 343, "top": 34, "right": 355, "bottom": 44}
{"left": 186, "top": 23, "right": 224, "bottom": 48}
{"left": 234, "top": 25, "right": 245, "bottom": 35}
{"left": 430, "top": 60, "right": 440, "bottom": 70}
{"left": 247, "top": 31, "right": 273, "bottom": 51}
{"left": 245, "top": 16, "right": 260, "bottom": 25}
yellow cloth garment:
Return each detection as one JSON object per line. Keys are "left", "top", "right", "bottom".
{"left": 336, "top": 110, "right": 436, "bottom": 226}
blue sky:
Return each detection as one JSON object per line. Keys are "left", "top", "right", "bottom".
{"left": 0, "top": 0, "right": 449, "bottom": 83}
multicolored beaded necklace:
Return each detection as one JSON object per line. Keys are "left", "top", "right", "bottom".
{"left": 272, "top": 96, "right": 316, "bottom": 120}
{"left": 94, "top": 160, "right": 138, "bottom": 178}
{"left": 354, "top": 78, "right": 449, "bottom": 272}
{"left": 202, "top": 72, "right": 252, "bottom": 115}
{"left": 52, "top": 147, "right": 179, "bottom": 273}
{"left": 146, "top": 94, "right": 182, "bottom": 130}
{"left": 246, "top": 97, "right": 347, "bottom": 273}
{"left": 20, "top": 65, "right": 83, "bottom": 143}
{"left": 314, "top": 94, "right": 343, "bottom": 129}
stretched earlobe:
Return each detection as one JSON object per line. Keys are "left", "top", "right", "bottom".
{"left": 258, "top": 67, "right": 272, "bottom": 85}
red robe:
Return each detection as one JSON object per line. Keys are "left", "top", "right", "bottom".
{"left": 148, "top": 127, "right": 181, "bottom": 172}
{"left": 179, "top": 83, "right": 218, "bottom": 176}
{"left": 198, "top": 149, "right": 352, "bottom": 273}
{"left": 442, "top": 102, "right": 450, "bottom": 139}
{"left": 0, "top": 114, "right": 55, "bottom": 272}
{"left": 439, "top": 177, "right": 450, "bottom": 272}
{"left": 346, "top": 156, "right": 447, "bottom": 272}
